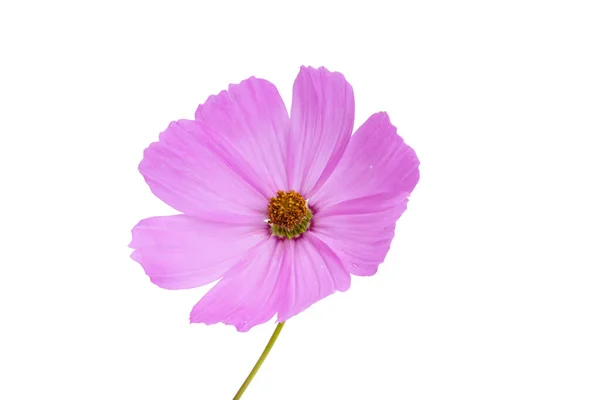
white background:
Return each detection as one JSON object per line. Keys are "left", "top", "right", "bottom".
{"left": 1, "top": 1, "right": 599, "bottom": 399}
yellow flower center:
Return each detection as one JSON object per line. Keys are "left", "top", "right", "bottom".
{"left": 267, "top": 190, "right": 312, "bottom": 239}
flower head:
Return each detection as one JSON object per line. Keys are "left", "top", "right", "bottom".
{"left": 268, "top": 190, "right": 312, "bottom": 239}
{"left": 130, "top": 66, "right": 420, "bottom": 332}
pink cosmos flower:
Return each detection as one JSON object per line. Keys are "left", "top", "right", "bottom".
{"left": 130, "top": 66, "right": 420, "bottom": 332}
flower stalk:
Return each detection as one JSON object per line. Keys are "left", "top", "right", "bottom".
{"left": 232, "top": 322, "right": 285, "bottom": 400}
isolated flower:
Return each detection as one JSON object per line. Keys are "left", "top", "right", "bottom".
{"left": 130, "top": 66, "right": 420, "bottom": 333}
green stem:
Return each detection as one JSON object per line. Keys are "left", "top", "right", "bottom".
{"left": 232, "top": 322, "right": 285, "bottom": 400}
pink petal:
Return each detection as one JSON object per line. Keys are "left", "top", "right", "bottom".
{"left": 311, "top": 207, "right": 405, "bottom": 277}
{"left": 190, "top": 232, "right": 351, "bottom": 330}
{"left": 140, "top": 77, "right": 290, "bottom": 223}
{"left": 277, "top": 232, "right": 351, "bottom": 322}
{"left": 195, "top": 77, "right": 290, "bottom": 193}
{"left": 130, "top": 215, "right": 269, "bottom": 290}
{"left": 310, "top": 112, "right": 420, "bottom": 276}
{"left": 190, "top": 239, "right": 284, "bottom": 332}
{"left": 140, "top": 120, "right": 264, "bottom": 224}
{"left": 287, "top": 66, "right": 355, "bottom": 197}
